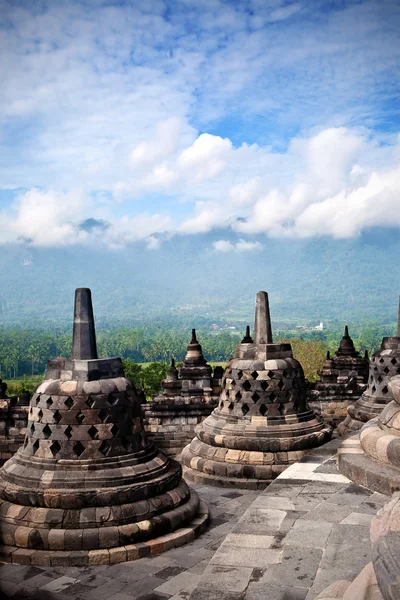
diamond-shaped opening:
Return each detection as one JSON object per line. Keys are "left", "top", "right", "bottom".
{"left": 241, "top": 403, "right": 249, "bottom": 415}
{"left": 379, "top": 358, "right": 385, "bottom": 364}
{"left": 267, "top": 370, "right": 275, "bottom": 378}
{"left": 382, "top": 385, "right": 389, "bottom": 395}
{"left": 46, "top": 397, "right": 53, "bottom": 407}
{"left": 30, "top": 423, "right": 35, "bottom": 435}
{"left": 377, "top": 376, "right": 383, "bottom": 383}
{"left": 260, "top": 381, "right": 269, "bottom": 391}
{"left": 269, "top": 391, "right": 276, "bottom": 401}
{"left": 383, "top": 367, "right": 390, "bottom": 375}
{"left": 107, "top": 394, "right": 118, "bottom": 406}
{"left": 42, "top": 424, "right": 51, "bottom": 439}
{"left": 278, "top": 404, "right": 286, "bottom": 416}
{"left": 32, "top": 439, "right": 39, "bottom": 454}
{"left": 277, "top": 380, "right": 284, "bottom": 390}
{"left": 259, "top": 404, "right": 268, "bottom": 416}
{"left": 73, "top": 441, "right": 85, "bottom": 457}
{"left": 219, "top": 401, "right": 223, "bottom": 409}
{"left": 391, "top": 358, "right": 398, "bottom": 366}
{"left": 50, "top": 440, "right": 61, "bottom": 456}
{"left": 372, "top": 385, "right": 376, "bottom": 393}
{"left": 76, "top": 412, "right": 85, "bottom": 425}
{"left": 64, "top": 397, "right": 74, "bottom": 409}
{"left": 251, "top": 371, "right": 258, "bottom": 380}
{"left": 111, "top": 424, "right": 119, "bottom": 437}
{"left": 99, "top": 440, "right": 111, "bottom": 456}
{"left": 370, "top": 375, "right": 374, "bottom": 382}
{"left": 228, "top": 402, "right": 234, "bottom": 411}
{"left": 121, "top": 437, "right": 130, "bottom": 451}
{"left": 37, "top": 409, "right": 43, "bottom": 422}
{"left": 53, "top": 410, "right": 62, "bottom": 424}
{"left": 88, "top": 425, "right": 98, "bottom": 439}
{"left": 242, "top": 380, "right": 251, "bottom": 391}
{"left": 282, "top": 369, "right": 287, "bottom": 377}
{"left": 237, "top": 370, "right": 243, "bottom": 379}
{"left": 98, "top": 409, "right": 108, "bottom": 423}
{"left": 86, "top": 397, "right": 96, "bottom": 408}
{"left": 64, "top": 425, "right": 73, "bottom": 439}
{"left": 251, "top": 392, "right": 260, "bottom": 403}
{"left": 235, "top": 391, "right": 242, "bottom": 401}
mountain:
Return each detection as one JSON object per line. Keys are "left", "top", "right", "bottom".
{"left": 0, "top": 228, "right": 399, "bottom": 328}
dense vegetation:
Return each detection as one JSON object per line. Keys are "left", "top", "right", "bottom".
{"left": 2, "top": 323, "right": 396, "bottom": 397}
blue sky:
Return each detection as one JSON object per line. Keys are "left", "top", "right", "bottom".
{"left": 0, "top": 0, "right": 400, "bottom": 249}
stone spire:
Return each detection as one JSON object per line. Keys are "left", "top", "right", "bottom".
{"left": 71, "top": 288, "right": 98, "bottom": 360}
{"left": 181, "top": 329, "right": 208, "bottom": 369}
{"left": 254, "top": 291, "right": 273, "bottom": 344}
{"left": 0, "top": 288, "right": 207, "bottom": 566}
{"left": 241, "top": 325, "right": 253, "bottom": 344}
{"left": 165, "top": 357, "right": 179, "bottom": 382}
{"left": 181, "top": 290, "right": 332, "bottom": 489}
{"left": 336, "top": 325, "right": 358, "bottom": 357}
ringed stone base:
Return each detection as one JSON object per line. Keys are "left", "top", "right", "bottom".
{"left": 337, "top": 413, "right": 365, "bottom": 436}
{"left": 338, "top": 433, "right": 400, "bottom": 496}
{"left": 182, "top": 441, "right": 310, "bottom": 489}
{"left": 0, "top": 496, "right": 208, "bottom": 566}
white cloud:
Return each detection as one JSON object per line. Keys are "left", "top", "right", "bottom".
{"left": 213, "top": 239, "right": 263, "bottom": 252}
{"left": 0, "top": 1, "right": 400, "bottom": 247}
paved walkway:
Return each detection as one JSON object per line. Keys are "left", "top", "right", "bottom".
{"left": 0, "top": 486, "right": 259, "bottom": 600}
{"left": 188, "top": 437, "right": 387, "bottom": 600}
{"left": 0, "top": 437, "right": 388, "bottom": 600}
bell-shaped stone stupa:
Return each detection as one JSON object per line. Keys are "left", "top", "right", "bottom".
{"left": 181, "top": 291, "right": 332, "bottom": 489}
{"left": 338, "top": 298, "right": 400, "bottom": 436}
{"left": 309, "top": 326, "right": 369, "bottom": 428}
{"left": 0, "top": 288, "right": 207, "bottom": 566}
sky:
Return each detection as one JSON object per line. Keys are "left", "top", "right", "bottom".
{"left": 1, "top": 0, "right": 400, "bottom": 251}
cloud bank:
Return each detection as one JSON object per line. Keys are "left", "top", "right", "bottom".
{"left": 0, "top": 0, "right": 399, "bottom": 248}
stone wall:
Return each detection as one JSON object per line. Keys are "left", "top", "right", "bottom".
{"left": 308, "top": 395, "right": 352, "bottom": 429}
{"left": 0, "top": 400, "right": 29, "bottom": 465}
{"left": 142, "top": 399, "right": 217, "bottom": 457}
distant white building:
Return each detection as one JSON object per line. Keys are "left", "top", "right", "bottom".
{"left": 315, "top": 322, "right": 324, "bottom": 331}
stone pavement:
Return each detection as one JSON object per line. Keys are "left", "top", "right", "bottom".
{"left": 0, "top": 437, "right": 388, "bottom": 600}
{"left": 188, "top": 437, "right": 388, "bottom": 600}
{"left": 0, "top": 485, "right": 259, "bottom": 600}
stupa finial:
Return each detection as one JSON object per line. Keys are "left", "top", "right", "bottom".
{"left": 241, "top": 325, "right": 253, "bottom": 344}
{"left": 344, "top": 325, "right": 349, "bottom": 337}
{"left": 71, "top": 288, "right": 98, "bottom": 360}
{"left": 190, "top": 328, "right": 198, "bottom": 344}
{"left": 254, "top": 291, "right": 273, "bottom": 344}
{"left": 326, "top": 350, "right": 331, "bottom": 360}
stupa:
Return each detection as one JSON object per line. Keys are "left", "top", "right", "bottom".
{"left": 0, "top": 288, "right": 208, "bottom": 566}
{"left": 337, "top": 300, "right": 400, "bottom": 436}
{"left": 181, "top": 291, "right": 332, "bottom": 489}
{"left": 143, "top": 331, "right": 220, "bottom": 457}
{"left": 0, "top": 380, "right": 28, "bottom": 466}
{"left": 309, "top": 326, "right": 369, "bottom": 428}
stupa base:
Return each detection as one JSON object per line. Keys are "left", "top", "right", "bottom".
{"left": 0, "top": 496, "right": 209, "bottom": 566}
{"left": 337, "top": 414, "right": 364, "bottom": 436}
{"left": 181, "top": 441, "right": 316, "bottom": 489}
{"left": 338, "top": 433, "right": 400, "bottom": 496}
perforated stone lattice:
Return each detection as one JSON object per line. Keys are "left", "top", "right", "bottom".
{"left": 218, "top": 366, "right": 306, "bottom": 419}
{"left": 24, "top": 388, "right": 142, "bottom": 460}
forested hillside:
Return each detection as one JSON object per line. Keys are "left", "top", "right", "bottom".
{"left": 0, "top": 228, "right": 399, "bottom": 327}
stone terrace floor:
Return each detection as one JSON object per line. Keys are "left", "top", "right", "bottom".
{"left": 0, "top": 436, "right": 388, "bottom": 600}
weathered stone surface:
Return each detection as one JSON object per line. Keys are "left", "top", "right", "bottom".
{"left": 182, "top": 291, "right": 332, "bottom": 489}
{"left": 338, "top": 303, "right": 400, "bottom": 436}
{"left": 143, "top": 334, "right": 220, "bottom": 457}
{"left": 309, "top": 327, "right": 369, "bottom": 428}
{"left": 0, "top": 288, "right": 208, "bottom": 566}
